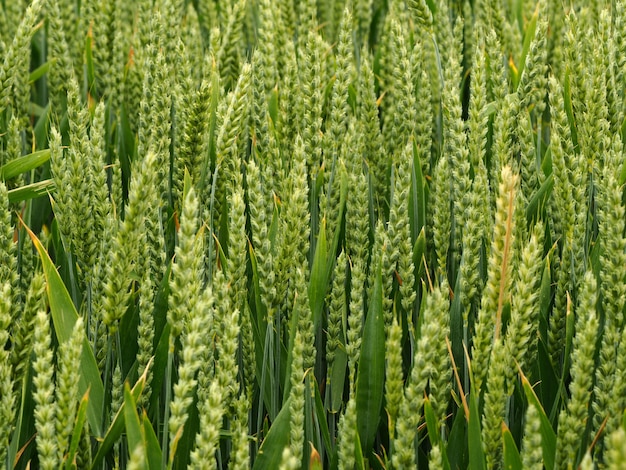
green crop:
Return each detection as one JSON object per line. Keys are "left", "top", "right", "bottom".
{"left": 2, "top": 0, "right": 626, "bottom": 468}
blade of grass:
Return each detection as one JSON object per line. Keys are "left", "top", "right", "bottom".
{"left": 354, "top": 430, "right": 365, "bottom": 470}
{"left": 64, "top": 390, "right": 89, "bottom": 470}
{"left": 464, "top": 343, "right": 485, "bottom": 470}
{"left": 521, "top": 371, "right": 556, "bottom": 470}
{"left": 91, "top": 360, "right": 151, "bottom": 467}
{"left": 124, "top": 383, "right": 143, "bottom": 454}
{"left": 526, "top": 174, "right": 554, "bottom": 223}
{"left": 85, "top": 31, "right": 96, "bottom": 97}
{"left": 143, "top": 411, "right": 163, "bottom": 470}
{"left": 502, "top": 422, "right": 523, "bottom": 469}
{"left": 447, "top": 337, "right": 469, "bottom": 420}
{"left": 9, "top": 368, "right": 36, "bottom": 468}
{"left": 310, "top": 443, "right": 323, "bottom": 470}
{"left": 309, "top": 218, "right": 328, "bottom": 332}
{"left": 8, "top": 179, "right": 55, "bottom": 203}
{"left": 312, "top": 375, "right": 333, "bottom": 459}
{"left": 329, "top": 342, "right": 348, "bottom": 413}
{"left": 468, "top": 385, "right": 486, "bottom": 470}
{"left": 22, "top": 218, "right": 104, "bottom": 435}
{"left": 29, "top": 60, "right": 51, "bottom": 83}
{"left": 562, "top": 71, "right": 579, "bottom": 151}
{"left": 252, "top": 397, "right": 292, "bottom": 470}
{"left": 410, "top": 139, "right": 426, "bottom": 242}
{"left": 424, "top": 397, "right": 451, "bottom": 470}
{"left": 0, "top": 149, "right": 50, "bottom": 180}
{"left": 556, "top": 294, "right": 574, "bottom": 397}
{"left": 412, "top": 228, "right": 427, "bottom": 280}
{"left": 447, "top": 409, "right": 468, "bottom": 469}
{"left": 355, "top": 260, "right": 385, "bottom": 455}
{"left": 514, "top": 5, "right": 539, "bottom": 89}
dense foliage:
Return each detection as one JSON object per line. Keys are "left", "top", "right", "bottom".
{"left": 1, "top": 0, "right": 626, "bottom": 468}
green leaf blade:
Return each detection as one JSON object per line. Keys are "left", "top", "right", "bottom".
{"left": 355, "top": 262, "right": 385, "bottom": 455}
{"left": 25, "top": 223, "right": 104, "bottom": 436}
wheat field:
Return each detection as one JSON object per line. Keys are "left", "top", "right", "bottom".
{"left": 1, "top": 0, "right": 626, "bottom": 468}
